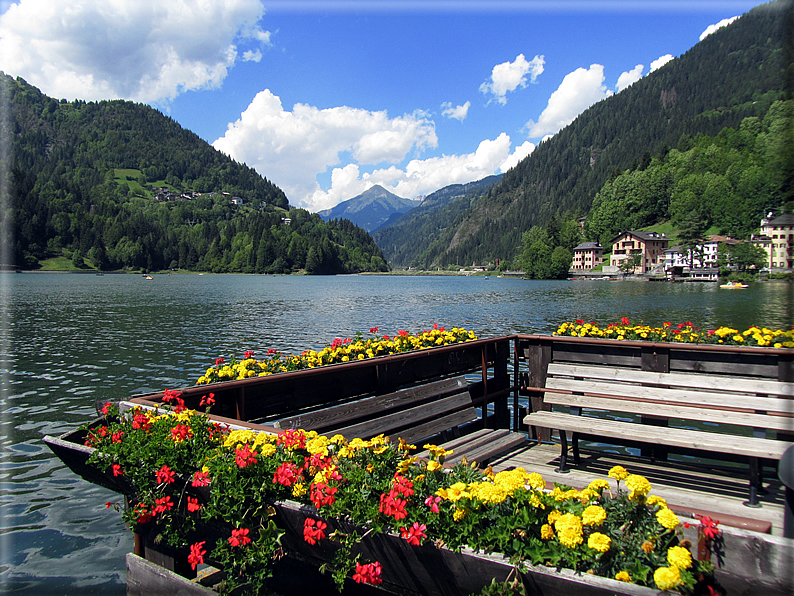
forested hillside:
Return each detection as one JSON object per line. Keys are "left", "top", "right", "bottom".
{"left": 377, "top": 1, "right": 792, "bottom": 269}
{"left": 0, "top": 74, "right": 388, "bottom": 274}
{"left": 373, "top": 175, "right": 502, "bottom": 268}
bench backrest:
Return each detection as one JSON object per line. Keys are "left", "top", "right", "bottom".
{"left": 543, "top": 363, "right": 794, "bottom": 435}
{"left": 273, "top": 376, "right": 478, "bottom": 443}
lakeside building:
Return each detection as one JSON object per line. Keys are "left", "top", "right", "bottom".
{"left": 570, "top": 242, "right": 604, "bottom": 271}
{"left": 609, "top": 231, "right": 668, "bottom": 274}
{"left": 751, "top": 213, "right": 794, "bottom": 270}
{"left": 663, "top": 235, "right": 739, "bottom": 275}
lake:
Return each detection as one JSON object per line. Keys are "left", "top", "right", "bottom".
{"left": 2, "top": 272, "right": 792, "bottom": 594}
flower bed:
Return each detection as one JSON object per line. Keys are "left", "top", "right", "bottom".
{"left": 554, "top": 318, "right": 794, "bottom": 347}
{"left": 86, "top": 399, "right": 721, "bottom": 596}
{"left": 196, "top": 325, "right": 478, "bottom": 385}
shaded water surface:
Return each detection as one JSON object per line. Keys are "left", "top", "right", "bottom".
{"left": 2, "top": 273, "right": 791, "bottom": 594}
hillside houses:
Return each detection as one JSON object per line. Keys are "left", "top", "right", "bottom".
{"left": 609, "top": 231, "right": 668, "bottom": 274}
{"left": 751, "top": 213, "right": 794, "bottom": 270}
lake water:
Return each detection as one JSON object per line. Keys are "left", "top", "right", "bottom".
{"left": 2, "top": 272, "right": 791, "bottom": 594}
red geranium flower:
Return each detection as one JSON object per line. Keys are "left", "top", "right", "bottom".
{"left": 192, "top": 470, "right": 210, "bottom": 487}
{"left": 397, "top": 330, "right": 408, "bottom": 337}
{"left": 155, "top": 465, "right": 175, "bottom": 484}
{"left": 273, "top": 462, "right": 301, "bottom": 486}
{"left": 199, "top": 393, "right": 216, "bottom": 407}
{"left": 170, "top": 424, "right": 193, "bottom": 443}
{"left": 234, "top": 445, "right": 258, "bottom": 468}
{"left": 101, "top": 402, "right": 113, "bottom": 415}
{"left": 215, "top": 357, "right": 225, "bottom": 366}
{"left": 111, "top": 431, "right": 124, "bottom": 443}
{"left": 303, "top": 518, "right": 328, "bottom": 545}
{"left": 153, "top": 496, "right": 173, "bottom": 515}
{"left": 352, "top": 561, "right": 383, "bottom": 585}
{"left": 187, "top": 496, "right": 201, "bottom": 513}
{"left": 188, "top": 541, "right": 206, "bottom": 570}
{"left": 620, "top": 317, "right": 630, "bottom": 325}
{"left": 369, "top": 327, "right": 379, "bottom": 334}
{"left": 133, "top": 503, "right": 152, "bottom": 524}
{"left": 244, "top": 350, "right": 255, "bottom": 359}
{"left": 228, "top": 528, "right": 251, "bottom": 547}
{"left": 111, "top": 464, "right": 124, "bottom": 477}
{"left": 424, "top": 495, "right": 441, "bottom": 513}
{"left": 310, "top": 482, "right": 337, "bottom": 509}
{"left": 400, "top": 522, "right": 427, "bottom": 546}
{"left": 277, "top": 429, "right": 306, "bottom": 450}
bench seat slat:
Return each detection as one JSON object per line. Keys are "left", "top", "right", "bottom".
{"left": 387, "top": 409, "right": 478, "bottom": 445}
{"left": 544, "top": 394, "right": 794, "bottom": 432}
{"left": 274, "top": 376, "right": 469, "bottom": 431}
{"left": 524, "top": 411, "right": 792, "bottom": 460}
{"left": 547, "top": 363, "right": 794, "bottom": 397}
{"left": 545, "top": 378, "right": 793, "bottom": 414}
{"left": 450, "top": 430, "right": 527, "bottom": 467}
{"left": 331, "top": 392, "right": 474, "bottom": 441}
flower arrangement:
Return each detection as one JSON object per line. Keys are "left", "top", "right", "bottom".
{"left": 555, "top": 318, "right": 794, "bottom": 348}
{"left": 88, "top": 400, "right": 719, "bottom": 595}
{"left": 196, "top": 325, "right": 478, "bottom": 385}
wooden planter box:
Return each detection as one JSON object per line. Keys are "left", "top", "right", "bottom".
{"left": 45, "top": 422, "right": 794, "bottom": 596}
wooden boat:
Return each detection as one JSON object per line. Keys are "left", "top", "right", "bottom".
{"left": 44, "top": 336, "right": 794, "bottom": 595}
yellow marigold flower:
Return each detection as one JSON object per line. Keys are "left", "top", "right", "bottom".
{"left": 453, "top": 507, "right": 467, "bottom": 522}
{"left": 667, "top": 545, "right": 692, "bottom": 569}
{"left": 469, "top": 482, "right": 508, "bottom": 504}
{"left": 641, "top": 540, "right": 654, "bottom": 554}
{"left": 646, "top": 495, "right": 667, "bottom": 508}
{"left": 529, "top": 493, "right": 545, "bottom": 509}
{"left": 427, "top": 460, "right": 443, "bottom": 472}
{"left": 587, "top": 479, "right": 610, "bottom": 492}
{"left": 306, "top": 436, "right": 330, "bottom": 456}
{"left": 582, "top": 505, "right": 607, "bottom": 526}
{"left": 554, "top": 513, "right": 584, "bottom": 549}
{"left": 540, "top": 524, "right": 554, "bottom": 540}
{"left": 625, "top": 474, "right": 651, "bottom": 500}
{"left": 259, "top": 443, "right": 277, "bottom": 457}
{"left": 547, "top": 510, "right": 562, "bottom": 525}
{"left": 446, "top": 482, "right": 470, "bottom": 502}
{"left": 329, "top": 434, "right": 346, "bottom": 444}
{"left": 608, "top": 466, "right": 629, "bottom": 481}
{"left": 615, "top": 571, "right": 632, "bottom": 583}
{"left": 494, "top": 468, "right": 529, "bottom": 493}
{"left": 527, "top": 472, "right": 545, "bottom": 490}
{"left": 653, "top": 566, "right": 681, "bottom": 591}
{"left": 587, "top": 532, "right": 611, "bottom": 553}
{"left": 292, "top": 483, "right": 307, "bottom": 497}
{"left": 656, "top": 507, "right": 680, "bottom": 530}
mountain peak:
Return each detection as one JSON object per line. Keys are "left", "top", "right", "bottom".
{"left": 318, "top": 185, "right": 419, "bottom": 232}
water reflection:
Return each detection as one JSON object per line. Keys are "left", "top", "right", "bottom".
{"left": 2, "top": 273, "right": 791, "bottom": 593}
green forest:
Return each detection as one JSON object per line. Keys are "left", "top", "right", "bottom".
{"left": 0, "top": 74, "right": 388, "bottom": 274}
{"left": 375, "top": 1, "right": 793, "bottom": 272}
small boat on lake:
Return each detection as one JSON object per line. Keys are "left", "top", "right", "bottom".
{"left": 720, "top": 281, "right": 748, "bottom": 289}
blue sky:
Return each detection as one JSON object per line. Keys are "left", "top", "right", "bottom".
{"left": 0, "top": 0, "right": 768, "bottom": 211}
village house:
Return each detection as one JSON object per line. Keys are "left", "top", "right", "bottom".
{"left": 663, "top": 235, "right": 738, "bottom": 271}
{"left": 609, "top": 230, "right": 668, "bottom": 273}
{"left": 571, "top": 242, "right": 603, "bottom": 271}
{"left": 751, "top": 213, "right": 794, "bottom": 270}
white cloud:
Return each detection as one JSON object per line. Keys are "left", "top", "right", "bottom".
{"left": 699, "top": 16, "right": 739, "bottom": 41}
{"left": 526, "top": 64, "right": 612, "bottom": 138}
{"left": 499, "top": 140, "right": 535, "bottom": 172}
{"left": 441, "top": 101, "right": 470, "bottom": 121}
{"left": 616, "top": 64, "right": 643, "bottom": 92}
{"left": 650, "top": 54, "right": 674, "bottom": 72}
{"left": 303, "top": 133, "right": 529, "bottom": 211}
{"left": 480, "top": 54, "right": 544, "bottom": 105}
{"left": 0, "top": 0, "right": 271, "bottom": 103}
{"left": 243, "top": 49, "right": 263, "bottom": 62}
{"left": 212, "top": 89, "right": 438, "bottom": 211}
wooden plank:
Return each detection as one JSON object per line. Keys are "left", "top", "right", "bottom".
{"left": 453, "top": 431, "right": 527, "bottom": 466}
{"left": 330, "top": 392, "right": 474, "bottom": 441}
{"left": 547, "top": 363, "right": 794, "bottom": 396}
{"left": 273, "top": 376, "right": 468, "bottom": 431}
{"left": 394, "top": 409, "right": 479, "bottom": 445}
{"left": 544, "top": 378, "right": 793, "bottom": 414}
{"left": 523, "top": 411, "right": 793, "bottom": 459}
{"left": 544, "top": 394, "right": 794, "bottom": 432}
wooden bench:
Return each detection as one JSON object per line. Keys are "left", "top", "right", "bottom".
{"left": 524, "top": 363, "right": 794, "bottom": 507}
{"left": 274, "top": 375, "right": 526, "bottom": 467}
